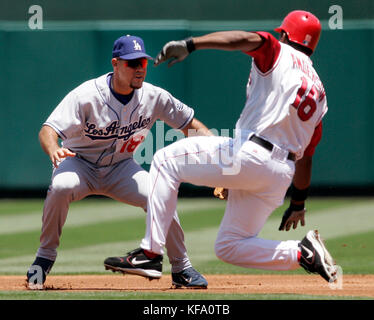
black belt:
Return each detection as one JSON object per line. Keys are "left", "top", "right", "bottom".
{"left": 249, "top": 135, "right": 296, "bottom": 162}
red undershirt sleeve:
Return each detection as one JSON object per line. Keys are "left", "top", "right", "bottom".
{"left": 304, "top": 121, "right": 323, "bottom": 156}
{"left": 243, "top": 31, "right": 281, "bottom": 73}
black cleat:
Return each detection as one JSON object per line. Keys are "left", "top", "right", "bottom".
{"left": 26, "top": 257, "right": 54, "bottom": 290}
{"left": 172, "top": 267, "right": 208, "bottom": 289}
{"left": 299, "top": 230, "right": 338, "bottom": 282}
{"left": 104, "top": 248, "right": 162, "bottom": 280}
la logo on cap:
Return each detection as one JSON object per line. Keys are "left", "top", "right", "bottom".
{"left": 112, "top": 35, "right": 152, "bottom": 60}
{"left": 133, "top": 40, "right": 142, "bottom": 51}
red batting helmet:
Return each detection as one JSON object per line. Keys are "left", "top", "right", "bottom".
{"left": 274, "top": 10, "right": 321, "bottom": 52}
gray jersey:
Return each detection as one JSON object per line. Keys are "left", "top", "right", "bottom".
{"left": 45, "top": 73, "right": 194, "bottom": 166}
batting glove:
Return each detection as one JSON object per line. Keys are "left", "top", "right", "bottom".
{"left": 278, "top": 203, "right": 306, "bottom": 231}
{"left": 154, "top": 37, "right": 195, "bottom": 67}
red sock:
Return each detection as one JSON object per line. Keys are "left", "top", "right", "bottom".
{"left": 297, "top": 250, "right": 301, "bottom": 262}
{"left": 143, "top": 249, "right": 159, "bottom": 259}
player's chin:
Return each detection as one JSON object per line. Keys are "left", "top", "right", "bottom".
{"left": 131, "top": 78, "right": 145, "bottom": 89}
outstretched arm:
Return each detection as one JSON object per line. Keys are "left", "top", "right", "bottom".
{"left": 181, "top": 118, "right": 214, "bottom": 137}
{"left": 155, "top": 31, "right": 264, "bottom": 67}
{"left": 193, "top": 31, "right": 263, "bottom": 51}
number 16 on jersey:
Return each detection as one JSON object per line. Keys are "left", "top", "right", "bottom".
{"left": 292, "top": 76, "right": 320, "bottom": 121}
{"left": 120, "top": 135, "right": 145, "bottom": 153}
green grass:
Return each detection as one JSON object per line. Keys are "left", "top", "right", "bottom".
{"left": 325, "top": 231, "right": 374, "bottom": 274}
{"left": 1, "top": 197, "right": 374, "bottom": 300}
{"left": 0, "top": 291, "right": 370, "bottom": 300}
{"left": 0, "top": 199, "right": 45, "bottom": 215}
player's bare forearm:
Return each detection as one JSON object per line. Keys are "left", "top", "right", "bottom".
{"left": 39, "top": 125, "right": 60, "bottom": 157}
{"left": 279, "top": 156, "right": 312, "bottom": 231}
{"left": 193, "top": 31, "right": 264, "bottom": 52}
{"left": 154, "top": 31, "right": 263, "bottom": 67}
{"left": 39, "top": 125, "right": 75, "bottom": 168}
{"left": 293, "top": 155, "right": 312, "bottom": 188}
{"left": 291, "top": 155, "right": 313, "bottom": 204}
{"left": 181, "top": 118, "right": 215, "bottom": 137}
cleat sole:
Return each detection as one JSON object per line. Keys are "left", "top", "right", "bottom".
{"left": 104, "top": 264, "right": 161, "bottom": 279}
{"left": 307, "top": 230, "right": 341, "bottom": 283}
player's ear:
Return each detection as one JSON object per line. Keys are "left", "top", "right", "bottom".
{"left": 111, "top": 58, "right": 118, "bottom": 69}
{"left": 279, "top": 31, "right": 288, "bottom": 44}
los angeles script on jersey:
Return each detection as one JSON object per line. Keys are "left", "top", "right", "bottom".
{"left": 84, "top": 116, "right": 151, "bottom": 141}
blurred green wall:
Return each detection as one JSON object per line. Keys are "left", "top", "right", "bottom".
{"left": 1, "top": 0, "right": 372, "bottom": 20}
{"left": 0, "top": 19, "right": 373, "bottom": 190}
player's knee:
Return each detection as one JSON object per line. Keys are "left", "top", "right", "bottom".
{"left": 214, "top": 239, "right": 235, "bottom": 263}
{"left": 50, "top": 172, "right": 80, "bottom": 197}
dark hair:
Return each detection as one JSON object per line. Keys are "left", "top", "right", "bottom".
{"left": 288, "top": 41, "right": 313, "bottom": 56}
{"left": 281, "top": 31, "right": 313, "bottom": 56}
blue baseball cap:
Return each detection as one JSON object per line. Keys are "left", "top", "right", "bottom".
{"left": 112, "top": 35, "right": 152, "bottom": 60}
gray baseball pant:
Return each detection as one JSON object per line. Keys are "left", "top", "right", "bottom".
{"left": 36, "top": 156, "right": 192, "bottom": 273}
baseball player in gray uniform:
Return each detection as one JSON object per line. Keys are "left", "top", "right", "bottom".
{"left": 26, "top": 35, "right": 210, "bottom": 290}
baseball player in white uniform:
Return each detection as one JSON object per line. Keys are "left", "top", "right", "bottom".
{"left": 26, "top": 35, "right": 211, "bottom": 289}
{"left": 105, "top": 11, "right": 340, "bottom": 284}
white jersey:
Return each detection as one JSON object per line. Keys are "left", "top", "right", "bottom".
{"left": 236, "top": 32, "right": 328, "bottom": 159}
{"left": 45, "top": 73, "right": 194, "bottom": 166}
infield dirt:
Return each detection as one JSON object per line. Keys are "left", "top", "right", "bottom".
{"left": 1, "top": 274, "right": 374, "bottom": 298}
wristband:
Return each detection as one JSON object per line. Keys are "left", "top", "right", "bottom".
{"left": 290, "top": 184, "right": 309, "bottom": 202}
{"left": 289, "top": 202, "right": 305, "bottom": 212}
{"left": 185, "top": 37, "right": 196, "bottom": 53}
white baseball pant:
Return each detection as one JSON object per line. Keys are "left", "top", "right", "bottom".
{"left": 36, "top": 156, "right": 192, "bottom": 273}
{"left": 141, "top": 133, "right": 301, "bottom": 270}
